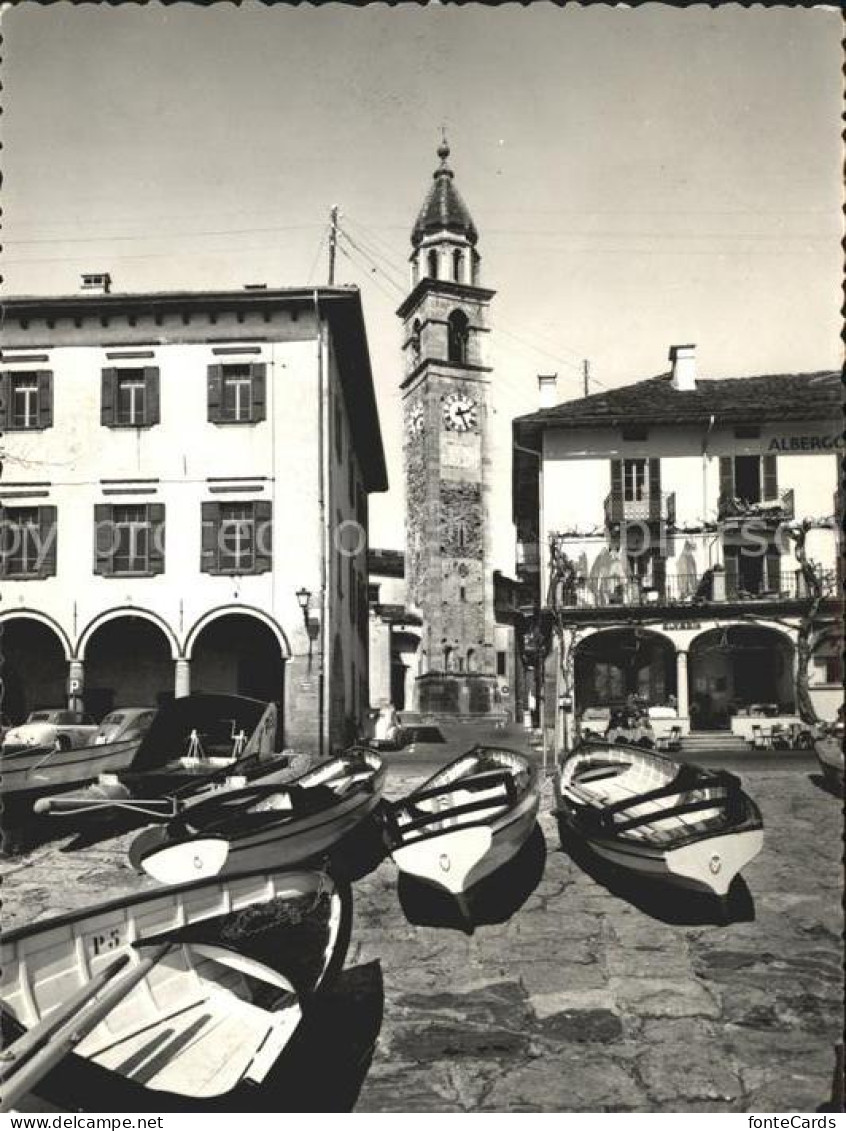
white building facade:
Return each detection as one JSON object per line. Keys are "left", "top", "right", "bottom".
{"left": 0, "top": 283, "right": 387, "bottom": 755}
{"left": 513, "top": 348, "right": 841, "bottom": 744}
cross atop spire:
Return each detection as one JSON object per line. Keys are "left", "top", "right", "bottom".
{"left": 411, "top": 134, "right": 478, "bottom": 248}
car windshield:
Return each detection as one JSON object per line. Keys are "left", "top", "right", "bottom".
{"left": 26, "top": 712, "right": 52, "bottom": 723}
{"left": 100, "top": 713, "right": 125, "bottom": 726}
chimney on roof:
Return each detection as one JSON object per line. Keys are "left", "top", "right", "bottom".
{"left": 80, "top": 272, "right": 111, "bottom": 295}
{"left": 538, "top": 373, "right": 558, "bottom": 409}
{"left": 669, "top": 344, "right": 696, "bottom": 391}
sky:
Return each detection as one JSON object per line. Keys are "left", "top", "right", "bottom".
{"left": 3, "top": 3, "right": 842, "bottom": 565}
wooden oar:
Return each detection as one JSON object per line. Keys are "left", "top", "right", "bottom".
{"left": 34, "top": 796, "right": 176, "bottom": 818}
{"left": 0, "top": 953, "right": 131, "bottom": 1084}
{"left": 0, "top": 944, "right": 173, "bottom": 1113}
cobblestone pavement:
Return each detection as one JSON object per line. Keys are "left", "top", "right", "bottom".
{"left": 2, "top": 765, "right": 842, "bottom": 1112}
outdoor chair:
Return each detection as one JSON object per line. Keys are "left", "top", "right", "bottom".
{"left": 655, "top": 725, "right": 682, "bottom": 753}
{"left": 750, "top": 724, "right": 771, "bottom": 750}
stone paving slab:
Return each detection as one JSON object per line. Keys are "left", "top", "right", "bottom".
{"left": 1, "top": 767, "right": 842, "bottom": 1111}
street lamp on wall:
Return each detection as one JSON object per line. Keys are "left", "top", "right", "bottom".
{"left": 296, "top": 587, "right": 321, "bottom": 672}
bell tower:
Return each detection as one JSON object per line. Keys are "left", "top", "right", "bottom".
{"left": 398, "top": 137, "right": 498, "bottom": 716}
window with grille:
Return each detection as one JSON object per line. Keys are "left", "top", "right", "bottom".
{"left": 200, "top": 499, "right": 272, "bottom": 575}
{"left": 113, "top": 505, "right": 150, "bottom": 574}
{"left": 102, "top": 367, "right": 159, "bottom": 428}
{"left": 207, "top": 363, "right": 266, "bottom": 424}
{"left": 219, "top": 503, "right": 255, "bottom": 572}
{"left": 1, "top": 506, "right": 57, "bottom": 578}
{"left": 2, "top": 371, "right": 52, "bottom": 430}
{"left": 116, "top": 371, "right": 147, "bottom": 425}
{"left": 623, "top": 459, "right": 647, "bottom": 502}
{"left": 222, "top": 366, "right": 253, "bottom": 422}
{"left": 94, "top": 503, "right": 165, "bottom": 577}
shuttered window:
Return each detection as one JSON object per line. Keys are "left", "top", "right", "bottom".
{"left": 623, "top": 459, "right": 647, "bottom": 502}
{"left": 200, "top": 499, "right": 272, "bottom": 574}
{"left": 1, "top": 371, "right": 53, "bottom": 430}
{"left": 0, "top": 506, "right": 57, "bottom": 578}
{"left": 101, "top": 368, "right": 160, "bottom": 428}
{"left": 207, "top": 364, "right": 266, "bottom": 424}
{"left": 93, "top": 503, "right": 165, "bottom": 576}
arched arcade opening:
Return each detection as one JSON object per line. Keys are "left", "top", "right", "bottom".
{"left": 83, "top": 616, "right": 175, "bottom": 719}
{"left": 575, "top": 628, "right": 676, "bottom": 711}
{"left": 0, "top": 618, "right": 68, "bottom": 723}
{"left": 190, "top": 613, "right": 285, "bottom": 729}
{"left": 688, "top": 625, "right": 795, "bottom": 731}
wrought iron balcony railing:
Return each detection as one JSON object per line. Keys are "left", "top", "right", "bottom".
{"left": 604, "top": 491, "right": 676, "bottom": 526}
{"left": 549, "top": 568, "right": 836, "bottom": 610}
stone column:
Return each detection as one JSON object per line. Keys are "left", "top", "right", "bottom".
{"left": 67, "top": 659, "right": 84, "bottom": 711}
{"left": 174, "top": 658, "right": 191, "bottom": 699}
{"left": 676, "top": 650, "right": 689, "bottom": 721}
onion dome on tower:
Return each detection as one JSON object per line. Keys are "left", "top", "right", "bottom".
{"left": 409, "top": 137, "right": 481, "bottom": 288}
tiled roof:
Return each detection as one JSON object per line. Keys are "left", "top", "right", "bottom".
{"left": 411, "top": 142, "right": 478, "bottom": 248}
{"left": 515, "top": 370, "right": 841, "bottom": 429}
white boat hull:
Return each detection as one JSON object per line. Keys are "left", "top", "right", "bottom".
{"left": 579, "top": 824, "right": 765, "bottom": 897}
{"left": 1, "top": 868, "right": 348, "bottom": 1107}
{"left": 556, "top": 741, "right": 764, "bottom": 899}
{"left": 387, "top": 747, "right": 540, "bottom": 900}
{"left": 140, "top": 787, "right": 383, "bottom": 885}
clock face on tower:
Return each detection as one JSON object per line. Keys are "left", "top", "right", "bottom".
{"left": 443, "top": 392, "right": 478, "bottom": 433}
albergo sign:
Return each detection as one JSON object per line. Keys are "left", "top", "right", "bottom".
{"left": 767, "top": 434, "right": 843, "bottom": 452}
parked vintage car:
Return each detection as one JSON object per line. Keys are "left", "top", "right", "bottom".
{"left": 365, "top": 705, "right": 408, "bottom": 751}
{"left": 93, "top": 707, "right": 157, "bottom": 746}
{"left": 2, "top": 709, "right": 98, "bottom": 752}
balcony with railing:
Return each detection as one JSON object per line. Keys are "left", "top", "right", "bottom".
{"left": 549, "top": 568, "right": 837, "bottom": 610}
{"left": 604, "top": 491, "right": 676, "bottom": 526}
{"left": 717, "top": 488, "right": 795, "bottom": 525}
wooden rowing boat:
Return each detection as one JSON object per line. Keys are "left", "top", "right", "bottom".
{"left": 381, "top": 746, "right": 540, "bottom": 913}
{"left": 0, "top": 737, "right": 142, "bottom": 820}
{"left": 32, "top": 694, "right": 287, "bottom": 822}
{"left": 554, "top": 741, "right": 764, "bottom": 898}
{"left": 129, "top": 748, "right": 386, "bottom": 885}
{"left": 1, "top": 867, "right": 351, "bottom": 1110}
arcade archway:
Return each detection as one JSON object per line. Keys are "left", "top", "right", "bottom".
{"left": 688, "top": 625, "right": 795, "bottom": 731}
{"left": 83, "top": 616, "right": 174, "bottom": 719}
{"left": 575, "top": 628, "right": 676, "bottom": 710}
{"left": 0, "top": 618, "right": 68, "bottom": 723}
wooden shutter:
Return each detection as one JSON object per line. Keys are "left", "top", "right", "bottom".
{"left": 609, "top": 459, "right": 623, "bottom": 524}
{"left": 93, "top": 503, "right": 114, "bottom": 576}
{"left": 723, "top": 549, "right": 738, "bottom": 598}
{"left": 251, "top": 364, "right": 266, "bottom": 423}
{"left": 145, "top": 368, "right": 161, "bottom": 426}
{"left": 610, "top": 459, "right": 623, "bottom": 499}
{"left": 207, "top": 365, "right": 223, "bottom": 423}
{"left": 652, "top": 552, "right": 666, "bottom": 599}
{"left": 101, "top": 368, "right": 117, "bottom": 426}
{"left": 648, "top": 458, "right": 661, "bottom": 520}
{"left": 201, "top": 501, "right": 221, "bottom": 573}
{"left": 38, "top": 506, "right": 58, "bottom": 578}
{"left": 37, "top": 371, "right": 53, "bottom": 428}
{"left": 766, "top": 547, "right": 781, "bottom": 592}
{"left": 148, "top": 503, "right": 165, "bottom": 575}
{"left": 762, "top": 454, "right": 778, "bottom": 501}
{"left": 719, "top": 456, "right": 734, "bottom": 499}
{"left": 254, "top": 499, "right": 273, "bottom": 574}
